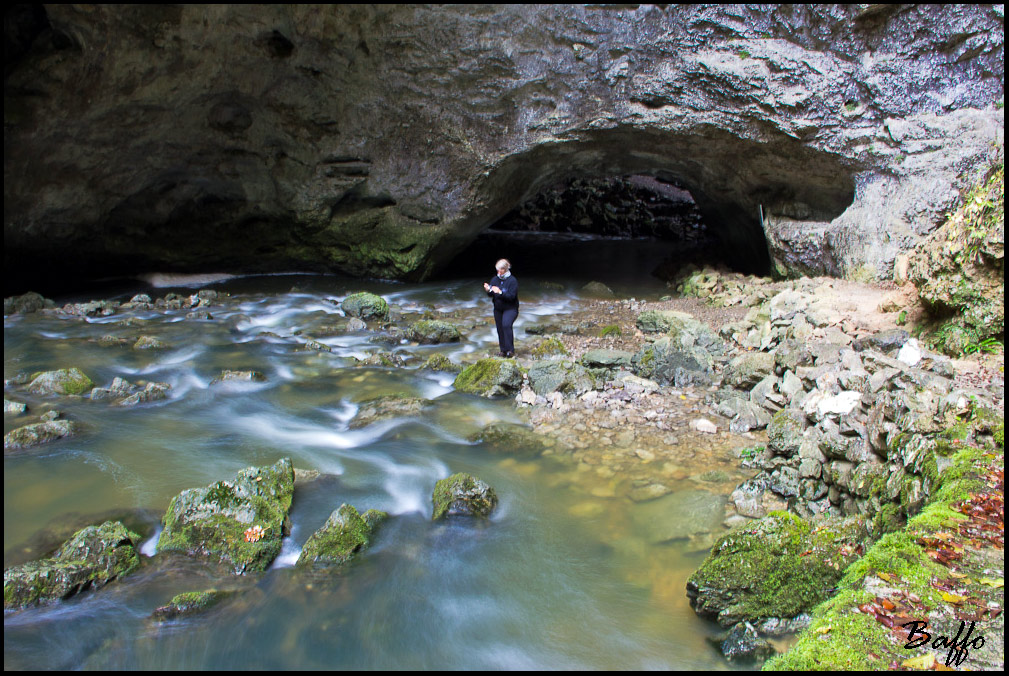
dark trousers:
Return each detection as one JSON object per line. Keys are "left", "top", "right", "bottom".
{"left": 494, "top": 307, "right": 518, "bottom": 354}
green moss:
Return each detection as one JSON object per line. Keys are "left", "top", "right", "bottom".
{"left": 453, "top": 358, "right": 523, "bottom": 397}
{"left": 764, "top": 590, "right": 892, "bottom": 670}
{"left": 531, "top": 336, "right": 568, "bottom": 358}
{"left": 432, "top": 473, "right": 498, "bottom": 520}
{"left": 599, "top": 325, "right": 622, "bottom": 337}
{"left": 341, "top": 292, "right": 389, "bottom": 321}
{"left": 297, "top": 504, "right": 386, "bottom": 567}
{"left": 421, "top": 354, "right": 463, "bottom": 373}
{"left": 688, "top": 513, "right": 867, "bottom": 625}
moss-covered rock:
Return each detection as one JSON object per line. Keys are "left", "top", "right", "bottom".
{"left": 420, "top": 354, "right": 463, "bottom": 373}
{"left": 408, "top": 319, "right": 461, "bottom": 344}
{"left": 151, "top": 589, "right": 238, "bottom": 621}
{"left": 4, "top": 520, "right": 142, "bottom": 609}
{"left": 26, "top": 368, "right": 94, "bottom": 396}
{"left": 453, "top": 358, "right": 523, "bottom": 397}
{"left": 156, "top": 458, "right": 295, "bottom": 574}
{"left": 530, "top": 336, "right": 568, "bottom": 358}
{"left": 133, "top": 335, "right": 167, "bottom": 350}
{"left": 296, "top": 504, "right": 387, "bottom": 567}
{"left": 4, "top": 419, "right": 81, "bottom": 451}
{"left": 468, "top": 422, "right": 551, "bottom": 457}
{"left": 341, "top": 292, "right": 389, "bottom": 321}
{"left": 432, "top": 473, "right": 498, "bottom": 520}
{"left": 766, "top": 408, "right": 807, "bottom": 457}
{"left": 686, "top": 512, "right": 870, "bottom": 627}
{"left": 349, "top": 394, "right": 429, "bottom": 428}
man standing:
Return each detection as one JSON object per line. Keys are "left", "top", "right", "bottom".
{"left": 484, "top": 259, "right": 519, "bottom": 357}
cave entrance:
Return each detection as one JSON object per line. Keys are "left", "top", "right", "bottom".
{"left": 439, "top": 173, "right": 763, "bottom": 293}
{"left": 435, "top": 126, "right": 855, "bottom": 292}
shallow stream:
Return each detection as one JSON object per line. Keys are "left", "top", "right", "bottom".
{"left": 5, "top": 247, "right": 750, "bottom": 670}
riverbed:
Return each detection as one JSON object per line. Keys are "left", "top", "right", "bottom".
{"left": 5, "top": 263, "right": 750, "bottom": 670}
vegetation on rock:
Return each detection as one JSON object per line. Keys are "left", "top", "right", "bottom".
{"left": 910, "top": 162, "right": 1004, "bottom": 356}
{"left": 4, "top": 521, "right": 142, "bottom": 609}
{"left": 296, "top": 504, "right": 387, "bottom": 567}
{"left": 156, "top": 458, "right": 295, "bottom": 574}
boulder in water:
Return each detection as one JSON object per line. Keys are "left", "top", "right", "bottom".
{"left": 432, "top": 473, "right": 498, "bottom": 520}
{"left": 151, "top": 589, "right": 239, "bottom": 621}
{"left": 157, "top": 458, "right": 295, "bottom": 574}
{"left": 296, "top": 504, "right": 387, "bottom": 567}
{"left": 3, "top": 520, "right": 142, "bottom": 609}
{"left": 408, "top": 319, "right": 462, "bottom": 344}
{"left": 26, "top": 368, "right": 94, "bottom": 396}
{"left": 341, "top": 292, "right": 389, "bottom": 321}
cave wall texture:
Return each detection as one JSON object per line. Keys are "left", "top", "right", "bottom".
{"left": 3, "top": 4, "right": 1005, "bottom": 289}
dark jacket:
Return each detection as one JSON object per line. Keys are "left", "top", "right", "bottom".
{"left": 487, "top": 274, "right": 519, "bottom": 311}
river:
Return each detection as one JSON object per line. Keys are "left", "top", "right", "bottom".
{"left": 5, "top": 239, "right": 749, "bottom": 670}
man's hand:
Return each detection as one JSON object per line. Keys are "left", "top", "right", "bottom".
{"left": 490, "top": 286, "right": 502, "bottom": 294}
{"left": 483, "top": 283, "right": 491, "bottom": 291}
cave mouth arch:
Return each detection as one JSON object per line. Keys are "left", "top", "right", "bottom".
{"left": 438, "top": 126, "right": 856, "bottom": 287}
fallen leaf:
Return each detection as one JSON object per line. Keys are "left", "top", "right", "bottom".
{"left": 878, "top": 572, "right": 893, "bottom": 582}
{"left": 901, "top": 653, "right": 936, "bottom": 670}
{"left": 941, "top": 591, "right": 966, "bottom": 604}
{"left": 816, "top": 625, "right": 832, "bottom": 634}
{"left": 979, "top": 577, "right": 1004, "bottom": 588}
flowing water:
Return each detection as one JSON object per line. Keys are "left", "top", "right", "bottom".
{"left": 5, "top": 245, "right": 748, "bottom": 670}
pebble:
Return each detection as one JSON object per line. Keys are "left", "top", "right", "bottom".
{"left": 691, "top": 418, "right": 718, "bottom": 434}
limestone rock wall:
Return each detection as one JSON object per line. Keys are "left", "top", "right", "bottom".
{"left": 3, "top": 5, "right": 1004, "bottom": 289}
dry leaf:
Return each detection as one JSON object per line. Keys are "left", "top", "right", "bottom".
{"left": 901, "top": 653, "right": 936, "bottom": 670}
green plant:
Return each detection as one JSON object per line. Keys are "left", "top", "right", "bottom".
{"left": 737, "top": 49, "right": 750, "bottom": 59}
{"left": 599, "top": 324, "right": 622, "bottom": 338}
{"left": 844, "top": 100, "right": 858, "bottom": 112}
{"left": 962, "top": 337, "right": 1003, "bottom": 356}
{"left": 896, "top": 310, "right": 907, "bottom": 325}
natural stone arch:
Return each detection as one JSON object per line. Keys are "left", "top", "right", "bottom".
{"left": 441, "top": 126, "right": 857, "bottom": 276}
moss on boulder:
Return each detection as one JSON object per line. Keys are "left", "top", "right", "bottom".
{"left": 408, "top": 319, "right": 461, "bottom": 344}
{"left": 686, "top": 512, "right": 870, "bottom": 627}
{"left": 349, "top": 394, "right": 429, "bottom": 428}
{"left": 296, "top": 504, "right": 387, "bottom": 567}
{"left": 341, "top": 292, "right": 389, "bottom": 321}
{"left": 151, "top": 589, "right": 238, "bottom": 621}
{"left": 432, "top": 473, "right": 498, "bottom": 520}
{"left": 156, "top": 458, "right": 295, "bottom": 574}
{"left": 26, "top": 368, "right": 94, "bottom": 396}
{"left": 4, "top": 520, "right": 142, "bottom": 609}
{"left": 453, "top": 358, "right": 523, "bottom": 397}
{"left": 530, "top": 336, "right": 568, "bottom": 358}
{"left": 421, "top": 354, "right": 463, "bottom": 373}
{"left": 4, "top": 419, "right": 81, "bottom": 451}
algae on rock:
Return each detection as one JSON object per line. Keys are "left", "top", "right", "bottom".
{"left": 156, "top": 458, "right": 295, "bottom": 574}
{"left": 686, "top": 512, "right": 871, "bottom": 627}
{"left": 453, "top": 358, "right": 523, "bottom": 397}
{"left": 432, "top": 473, "right": 498, "bottom": 520}
{"left": 341, "top": 292, "right": 390, "bottom": 321}
{"left": 4, "top": 520, "right": 142, "bottom": 609}
{"left": 151, "top": 589, "right": 238, "bottom": 621}
{"left": 296, "top": 504, "right": 387, "bottom": 567}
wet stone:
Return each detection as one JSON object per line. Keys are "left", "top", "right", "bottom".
{"left": 3, "top": 521, "right": 142, "bottom": 609}
{"left": 432, "top": 473, "right": 498, "bottom": 520}
{"left": 4, "top": 419, "right": 81, "bottom": 451}
{"left": 630, "top": 490, "right": 725, "bottom": 543}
